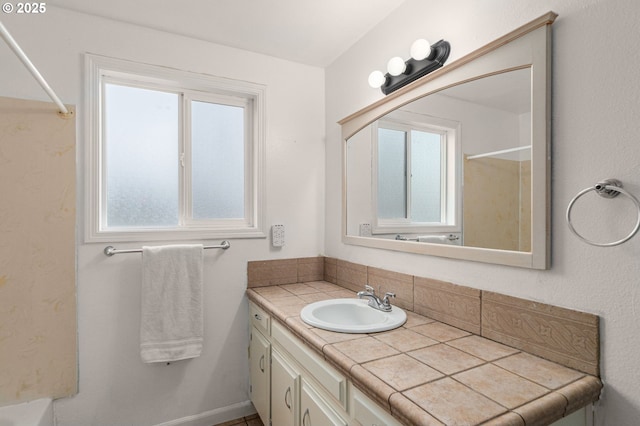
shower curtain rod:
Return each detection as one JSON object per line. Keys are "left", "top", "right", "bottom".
{"left": 466, "top": 145, "right": 531, "bottom": 160}
{"left": 0, "top": 21, "right": 70, "bottom": 116}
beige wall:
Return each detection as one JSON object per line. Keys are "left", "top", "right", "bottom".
{"left": 519, "top": 160, "right": 531, "bottom": 252}
{"left": 0, "top": 96, "right": 77, "bottom": 406}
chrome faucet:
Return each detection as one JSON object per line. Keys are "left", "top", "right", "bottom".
{"left": 357, "top": 285, "right": 395, "bottom": 312}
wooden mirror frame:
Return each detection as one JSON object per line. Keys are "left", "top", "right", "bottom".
{"left": 339, "top": 12, "right": 557, "bottom": 269}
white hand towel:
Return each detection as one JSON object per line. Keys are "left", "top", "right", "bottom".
{"left": 417, "top": 235, "right": 448, "bottom": 243}
{"left": 140, "top": 244, "right": 204, "bottom": 363}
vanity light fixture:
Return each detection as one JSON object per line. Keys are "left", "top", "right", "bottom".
{"left": 368, "top": 39, "right": 451, "bottom": 95}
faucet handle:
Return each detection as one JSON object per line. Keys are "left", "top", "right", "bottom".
{"left": 364, "top": 284, "right": 375, "bottom": 294}
{"left": 382, "top": 292, "right": 396, "bottom": 304}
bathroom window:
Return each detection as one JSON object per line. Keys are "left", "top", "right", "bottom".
{"left": 85, "top": 55, "right": 265, "bottom": 242}
{"left": 373, "top": 115, "right": 460, "bottom": 234}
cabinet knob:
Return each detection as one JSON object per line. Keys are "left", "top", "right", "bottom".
{"left": 254, "top": 313, "right": 262, "bottom": 321}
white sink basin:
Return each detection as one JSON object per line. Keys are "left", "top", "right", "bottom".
{"left": 300, "top": 298, "right": 406, "bottom": 333}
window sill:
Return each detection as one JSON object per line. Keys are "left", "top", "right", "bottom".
{"left": 84, "top": 227, "right": 266, "bottom": 243}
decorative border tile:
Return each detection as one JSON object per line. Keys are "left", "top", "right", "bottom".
{"left": 414, "top": 277, "right": 481, "bottom": 334}
{"left": 481, "top": 291, "right": 599, "bottom": 376}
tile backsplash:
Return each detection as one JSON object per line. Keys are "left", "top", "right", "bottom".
{"left": 247, "top": 257, "right": 323, "bottom": 287}
{"left": 414, "top": 277, "right": 481, "bottom": 335}
{"left": 247, "top": 256, "right": 600, "bottom": 376}
{"left": 482, "top": 291, "right": 599, "bottom": 376}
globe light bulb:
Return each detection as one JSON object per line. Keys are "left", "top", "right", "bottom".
{"left": 368, "top": 70, "right": 386, "bottom": 89}
{"left": 387, "top": 57, "right": 406, "bottom": 76}
{"left": 410, "top": 39, "right": 432, "bottom": 60}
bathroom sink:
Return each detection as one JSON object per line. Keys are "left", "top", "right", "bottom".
{"left": 300, "top": 298, "right": 406, "bottom": 333}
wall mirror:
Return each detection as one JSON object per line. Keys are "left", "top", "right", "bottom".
{"left": 340, "top": 12, "right": 556, "bottom": 269}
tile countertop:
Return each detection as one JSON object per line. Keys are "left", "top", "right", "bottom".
{"left": 246, "top": 281, "right": 602, "bottom": 426}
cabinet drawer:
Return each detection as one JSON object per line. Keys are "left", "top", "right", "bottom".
{"left": 249, "top": 302, "right": 270, "bottom": 335}
{"left": 272, "top": 321, "right": 348, "bottom": 408}
{"left": 352, "top": 387, "right": 402, "bottom": 426}
{"left": 301, "top": 379, "right": 348, "bottom": 426}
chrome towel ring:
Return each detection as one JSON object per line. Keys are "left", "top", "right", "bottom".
{"left": 566, "top": 179, "right": 640, "bottom": 247}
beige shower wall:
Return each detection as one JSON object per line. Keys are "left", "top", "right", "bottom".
{"left": 463, "top": 156, "right": 531, "bottom": 252}
{"left": 519, "top": 160, "right": 531, "bottom": 252}
{"left": 0, "top": 96, "right": 77, "bottom": 406}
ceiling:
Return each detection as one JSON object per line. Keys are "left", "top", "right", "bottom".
{"left": 48, "top": 0, "right": 406, "bottom": 67}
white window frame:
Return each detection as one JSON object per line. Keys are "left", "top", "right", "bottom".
{"left": 84, "top": 54, "right": 266, "bottom": 242}
{"left": 372, "top": 112, "right": 461, "bottom": 235}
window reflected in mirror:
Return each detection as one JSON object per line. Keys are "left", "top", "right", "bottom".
{"left": 377, "top": 125, "right": 442, "bottom": 223}
{"left": 346, "top": 68, "right": 532, "bottom": 252}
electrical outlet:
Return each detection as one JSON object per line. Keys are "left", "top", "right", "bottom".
{"left": 272, "top": 224, "right": 285, "bottom": 247}
{"left": 359, "top": 223, "right": 372, "bottom": 237}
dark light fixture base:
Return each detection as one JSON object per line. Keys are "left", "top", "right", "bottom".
{"left": 381, "top": 40, "right": 451, "bottom": 95}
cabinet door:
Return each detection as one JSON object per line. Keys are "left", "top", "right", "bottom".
{"left": 250, "top": 327, "right": 270, "bottom": 425}
{"left": 271, "top": 349, "right": 299, "bottom": 426}
{"left": 300, "top": 380, "right": 347, "bottom": 426}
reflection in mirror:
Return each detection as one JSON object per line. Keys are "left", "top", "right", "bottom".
{"left": 346, "top": 68, "right": 532, "bottom": 252}
{"left": 341, "top": 13, "right": 555, "bottom": 268}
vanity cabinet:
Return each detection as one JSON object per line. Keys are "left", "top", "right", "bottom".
{"left": 248, "top": 301, "right": 588, "bottom": 426}
{"left": 248, "top": 302, "right": 397, "bottom": 426}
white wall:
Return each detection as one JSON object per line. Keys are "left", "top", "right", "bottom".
{"left": 0, "top": 7, "right": 325, "bottom": 426}
{"left": 4, "top": 1, "right": 640, "bottom": 424}
{"left": 326, "top": 0, "right": 640, "bottom": 424}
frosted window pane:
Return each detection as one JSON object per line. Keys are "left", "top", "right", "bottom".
{"left": 104, "top": 84, "right": 179, "bottom": 227}
{"left": 191, "top": 101, "right": 245, "bottom": 219}
{"left": 378, "top": 128, "right": 407, "bottom": 219}
{"left": 411, "top": 130, "right": 442, "bottom": 222}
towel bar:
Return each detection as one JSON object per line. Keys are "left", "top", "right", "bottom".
{"left": 104, "top": 241, "right": 231, "bottom": 256}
